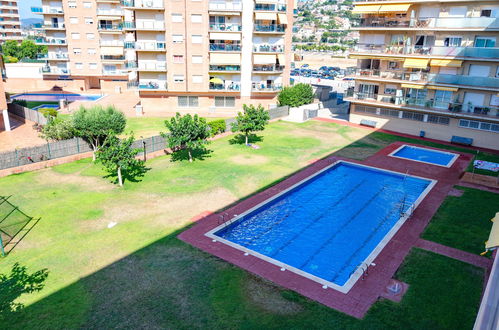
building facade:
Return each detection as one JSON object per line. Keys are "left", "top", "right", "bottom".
{"left": 0, "top": 0, "right": 22, "bottom": 42}
{"left": 347, "top": 0, "right": 499, "bottom": 150}
{"left": 32, "top": 0, "right": 294, "bottom": 114}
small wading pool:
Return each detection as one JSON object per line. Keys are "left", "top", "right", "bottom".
{"left": 206, "top": 161, "right": 436, "bottom": 293}
{"left": 11, "top": 93, "right": 104, "bottom": 102}
{"left": 389, "top": 145, "right": 459, "bottom": 167}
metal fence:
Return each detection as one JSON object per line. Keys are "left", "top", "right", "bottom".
{"left": 8, "top": 103, "right": 48, "bottom": 125}
{"left": 0, "top": 196, "right": 38, "bottom": 256}
{"left": 0, "top": 106, "right": 290, "bottom": 171}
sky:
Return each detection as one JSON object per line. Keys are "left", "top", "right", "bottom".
{"left": 19, "top": 0, "right": 42, "bottom": 19}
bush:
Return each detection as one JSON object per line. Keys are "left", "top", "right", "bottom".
{"left": 3, "top": 55, "right": 18, "bottom": 63}
{"left": 277, "top": 83, "right": 314, "bottom": 107}
{"left": 208, "top": 119, "right": 226, "bottom": 136}
{"left": 38, "top": 108, "right": 58, "bottom": 118}
{"left": 12, "top": 99, "right": 27, "bottom": 107}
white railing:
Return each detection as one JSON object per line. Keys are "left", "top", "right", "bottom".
{"left": 135, "top": 20, "right": 165, "bottom": 30}
{"left": 208, "top": 1, "right": 242, "bottom": 11}
{"left": 100, "top": 40, "right": 125, "bottom": 46}
{"left": 137, "top": 61, "right": 167, "bottom": 71}
{"left": 96, "top": 9, "right": 124, "bottom": 16}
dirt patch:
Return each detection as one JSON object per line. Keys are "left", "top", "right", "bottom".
{"left": 291, "top": 128, "right": 351, "bottom": 147}
{"left": 230, "top": 154, "right": 269, "bottom": 165}
{"left": 245, "top": 277, "right": 303, "bottom": 315}
{"left": 35, "top": 168, "right": 114, "bottom": 192}
{"left": 448, "top": 188, "right": 464, "bottom": 197}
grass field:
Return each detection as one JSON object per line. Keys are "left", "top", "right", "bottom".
{"left": 124, "top": 117, "right": 228, "bottom": 138}
{"left": 0, "top": 120, "right": 493, "bottom": 328}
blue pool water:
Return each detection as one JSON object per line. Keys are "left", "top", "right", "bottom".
{"left": 212, "top": 162, "right": 433, "bottom": 288}
{"left": 11, "top": 93, "right": 103, "bottom": 102}
{"left": 391, "top": 145, "right": 457, "bottom": 167}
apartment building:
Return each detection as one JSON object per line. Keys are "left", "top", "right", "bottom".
{"left": 32, "top": 0, "right": 294, "bottom": 113}
{"left": 0, "top": 0, "right": 22, "bottom": 42}
{"left": 347, "top": 0, "right": 499, "bottom": 150}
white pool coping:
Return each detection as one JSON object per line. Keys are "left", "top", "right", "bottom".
{"left": 10, "top": 93, "right": 106, "bottom": 103}
{"left": 205, "top": 160, "right": 437, "bottom": 294}
{"left": 388, "top": 144, "right": 459, "bottom": 168}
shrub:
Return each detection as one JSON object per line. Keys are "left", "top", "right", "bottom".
{"left": 12, "top": 99, "right": 27, "bottom": 107}
{"left": 3, "top": 55, "right": 18, "bottom": 63}
{"left": 277, "top": 83, "right": 314, "bottom": 107}
{"left": 38, "top": 107, "right": 58, "bottom": 118}
{"left": 208, "top": 119, "right": 226, "bottom": 136}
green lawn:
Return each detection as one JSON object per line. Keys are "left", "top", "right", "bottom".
{"left": 25, "top": 101, "right": 59, "bottom": 109}
{"left": 124, "top": 117, "right": 228, "bottom": 138}
{"left": 422, "top": 186, "right": 498, "bottom": 254}
{"left": 0, "top": 120, "right": 491, "bottom": 328}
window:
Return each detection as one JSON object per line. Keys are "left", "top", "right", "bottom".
{"left": 73, "top": 48, "right": 81, "bottom": 54}
{"left": 173, "top": 55, "right": 184, "bottom": 63}
{"left": 86, "top": 33, "right": 95, "bottom": 40}
{"left": 192, "top": 55, "right": 203, "bottom": 64}
{"left": 491, "top": 95, "right": 499, "bottom": 106}
{"left": 459, "top": 119, "right": 499, "bottom": 133}
{"left": 71, "top": 33, "right": 80, "bottom": 40}
{"left": 85, "top": 17, "right": 93, "bottom": 24}
{"left": 481, "top": 9, "right": 492, "bottom": 17}
{"left": 191, "top": 14, "right": 202, "bottom": 23}
{"left": 172, "top": 34, "right": 184, "bottom": 43}
{"left": 83, "top": 2, "right": 92, "bottom": 8}
{"left": 75, "top": 63, "right": 83, "bottom": 69}
{"left": 173, "top": 74, "right": 185, "bottom": 83}
{"left": 444, "top": 37, "right": 462, "bottom": 47}
{"left": 172, "top": 14, "right": 183, "bottom": 23}
{"left": 433, "top": 90, "right": 452, "bottom": 109}
{"left": 215, "top": 96, "right": 235, "bottom": 108}
{"left": 384, "top": 84, "right": 397, "bottom": 95}
{"left": 388, "top": 61, "right": 399, "bottom": 70}
{"left": 427, "top": 115, "right": 450, "bottom": 125}
{"left": 88, "top": 48, "right": 96, "bottom": 55}
{"left": 178, "top": 96, "right": 198, "bottom": 107}
{"left": 192, "top": 75, "right": 203, "bottom": 83}
{"left": 191, "top": 35, "right": 202, "bottom": 44}
{"left": 475, "top": 36, "right": 496, "bottom": 48}
{"left": 68, "top": 1, "right": 76, "bottom": 8}
{"left": 379, "top": 108, "right": 399, "bottom": 118}
{"left": 468, "top": 64, "right": 490, "bottom": 77}
{"left": 401, "top": 111, "right": 424, "bottom": 121}
{"left": 69, "top": 17, "right": 78, "bottom": 24}
{"left": 89, "top": 63, "right": 97, "bottom": 70}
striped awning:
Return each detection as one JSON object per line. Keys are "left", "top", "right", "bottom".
{"left": 253, "top": 54, "right": 276, "bottom": 64}
{"left": 401, "top": 83, "right": 424, "bottom": 89}
{"left": 100, "top": 46, "right": 124, "bottom": 56}
{"left": 378, "top": 4, "right": 411, "bottom": 13}
{"left": 255, "top": 12, "right": 277, "bottom": 20}
{"left": 427, "top": 86, "right": 459, "bottom": 92}
{"left": 210, "top": 53, "right": 241, "bottom": 65}
{"left": 277, "top": 13, "right": 288, "bottom": 24}
{"left": 430, "top": 59, "right": 463, "bottom": 67}
{"left": 352, "top": 5, "right": 381, "bottom": 14}
{"left": 209, "top": 32, "right": 241, "bottom": 41}
{"left": 403, "top": 58, "right": 429, "bottom": 69}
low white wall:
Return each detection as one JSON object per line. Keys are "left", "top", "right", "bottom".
{"left": 5, "top": 63, "right": 43, "bottom": 79}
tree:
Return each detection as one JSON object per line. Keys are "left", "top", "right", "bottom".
{"left": 19, "top": 40, "right": 41, "bottom": 59}
{"left": 231, "top": 104, "right": 270, "bottom": 145}
{"left": 277, "top": 83, "right": 314, "bottom": 107}
{"left": 1, "top": 39, "right": 47, "bottom": 62}
{"left": 2, "top": 40, "right": 18, "bottom": 58}
{"left": 97, "top": 135, "right": 143, "bottom": 186}
{"left": 40, "top": 117, "right": 75, "bottom": 141}
{"left": 0, "top": 263, "right": 48, "bottom": 318}
{"left": 72, "top": 105, "right": 126, "bottom": 161}
{"left": 162, "top": 113, "right": 210, "bottom": 163}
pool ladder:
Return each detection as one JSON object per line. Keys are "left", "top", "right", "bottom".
{"left": 217, "top": 212, "right": 236, "bottom": 227}
{"left": 351, "top": 262, "right": 374, "bottom": 281}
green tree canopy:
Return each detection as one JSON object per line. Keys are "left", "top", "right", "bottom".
{"left": 1, "top": 40, "right": 47, "bottom": 62}
{"left": 97, "top": 135, "right": 143, "bottom": 186}
{"left": 161, "top": 113, "right": 210, "bottom": 163}
{"left": 40, "top": 117, "right": 75, "bottom": 141}
{"left": 72, "top": 105, "right": 126, "bottom": 161}
{"left": 231, "top": 104, "right": 270, "bottom": 145}
{"left": 277, "top": 83, "right": 314, "bottom": 108}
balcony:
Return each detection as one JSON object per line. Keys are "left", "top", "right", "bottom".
{"left": 252, "top": 83, "right": 282, "bottom": 92}
{"left": 208, "top": 1, "right": 242, "bottom": 12}
{"left": 346, "top": 91, "right": 499, "bottom": 119}
{"left": 209, "top": 81, "right": 241, "bottom": 91}
{"left": 35, "top": 37, "right": 67, "bottom": 45}
{"left": 102, "top": 69, "right": 128, "bottom": 75}
{"left": 100, "top": 40, "right": 124, "bottom": 47}
{"left": 96, "top": 9, "right": 124, "bottom": 16}
{"left": 124, "top": 21, "right": 165, "bottom": 30}
{"left": 134, "top": 41, "right": 166, "bottom": 51}
{"left": 354, "top": 17, "right": 499, "bottom": 30}
{"left": 254, "top": 4, "right": 286, "bottom": 12}
{"left": 254, "top": 24, "right": 285, "bottom": 33}
{"left": 253, "top": 44, "right": 284, "bottom": 53}
{"left": 209, "top": 65, "right": 241, "bottom": 72}
{"left": 40, "top": 66, "right": 70, "bottom": 75}
{"left": 209, "top": 43, "right": 241, "bottom": 52}
{"left": 33, "top": 23, "right": 65, "bottom": 30}
{"left": 128, "top": 80, "right": 168, "bottom": 90}
{"left": 209, "top": 23, "right": 241, "bottom": 32}
{"left": 253, "top": 65, "right": 285, "bottom": 73}
{"left": 98, "top": 23, "right": 123, "bottom": 31}
{"left": 136, "top": 61, "right": 167, "bottom": 71}
{"left": 351, "top": 44, "right": 499, "bottom": 60}
{"left": 101, "top": 55, "right": 126, "bottom": 61}
{"left": 37, "top": 53, "right": 69, "bottom": 61}
{"left": 31, "top": 6, "right": 64, "bottom": 15}
{"left": 121, "top": 0, "right": 164, "bottom": 9}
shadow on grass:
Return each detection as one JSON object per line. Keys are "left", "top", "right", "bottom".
{"left": 228, "top": 134, "right": 263, "bottom": 145}
{"left": 170, "top": 148, "right": 213, "bottom": 162}
{"left": 103, "top": 162, "right": 151, "bottom": 185}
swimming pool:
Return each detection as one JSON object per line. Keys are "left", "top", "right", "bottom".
{"left": 207, "top": 161, "right": 436, "bottom": 293}
{"left": 11, "top": 93, "right": 104, "bottom": 102}
{"left": 389, "top": 145, "right": 459, "bottom": 167}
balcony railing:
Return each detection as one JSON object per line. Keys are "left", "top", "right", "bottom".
{"left": 209, "top": 65, "right": 241, "bottom": 72}
{"left": 347, "top": 91, "right": 499, "bottom": 118}
{"left": 41, "top": 67, "right": 70, "bottom": 75}
{"left": 101, "top": 55, "right": 126, "bottom": 61}
{"left": 102, "top": 69, "right": 128, "bottom": 75}
{"left": 208, "top": 1, "right": 242, "bottom": 11}
{"left": 135, "top": 41, "right": 166, "bottom": 50}
{"left": 354, "top": 17, "right": 499, "bottom": 30}
{"left": 33, "top": 23, "right": 65, "bottom": 29}
{"left": 254, "top": 4, "right": 286, "bottom": 11}
{"left": 252, "top": 83, "right": 282, "bottom": 91}
{"left": 31, "top": 6, "right": 63, "bottom": 14}
{"left": 209, "top": 23, "right": 242, "bottom": 32}
{"left": 37, "top": 53, "right": 69, "bottom": 60}
{"left": 137, "top": 61, "right": 167, "bottom": 71}
{"left": 35, "top": 37, "right": 67, "bottom": 45}
{"left": 128, "top": 80, "right": 168, "bottom": 90}
{"left": 100, "top": 40, "right": 124, "bottom": 46}
{"left": 209, "top": 82, "right": 241, "bottom": 91}
{"left": 121, "top": 0, "right": 164, "bottom": 8}
{"left": 124, "top": 21, "right": 165, "bottom": 30}
{"left": 96, "top": 9, "right": 124, "bottom": 16}
{"left": 254, "top": 24, "right": 286, "bottom": 33}
{"left": 352, "top": 44, "right": 499, "bottom": 60}
{"left": 209, "top": 43, "right": 241, "bottom": 52}
{"left": 253, "top": 44, "right": 284, "bottom": 53}
{"left": 98, "top": 23, "right": 123, "bottom": 31}
{"left": 253, "top": 65, "right": 285, "bottom": 72}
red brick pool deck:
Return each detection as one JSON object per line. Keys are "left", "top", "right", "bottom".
{"left": 178, "top": 141, "right": 491, "bottom": 318}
